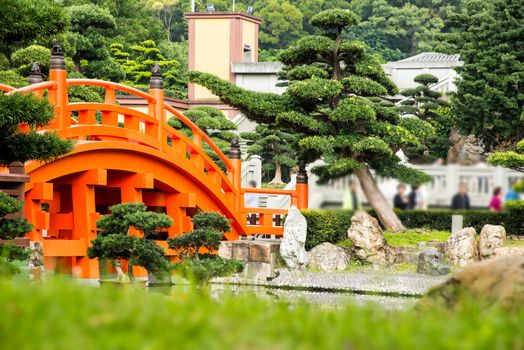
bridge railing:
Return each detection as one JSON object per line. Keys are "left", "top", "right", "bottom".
{"left": 2, "top": 41, "right": 309, "bottom": 237}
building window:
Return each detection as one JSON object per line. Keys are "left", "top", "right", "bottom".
{"left": 243, "top": 45, "right": 252, "bottom": 62}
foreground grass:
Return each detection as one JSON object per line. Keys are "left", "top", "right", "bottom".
{"left": 1, "top": 279, "right": 523, "bottom": 349}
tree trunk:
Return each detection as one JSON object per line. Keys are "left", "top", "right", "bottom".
{"left": 127, "top": 262, "right": 135, "bottom": 282}
{"left": 269, "top": 162, "right": 284, "bottom": 185}
{"left": 355, "top": 167, "right": 405, "bottom": 232}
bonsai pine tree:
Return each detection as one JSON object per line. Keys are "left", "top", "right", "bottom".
{"left": 397, "top": 73, "right": 452, "bottom": 162}
{"left": 87, "top": 203, "right": 173, "bottom": 282}
{"left": 0, "top": 92, "right": 73, "bottom": 275}
{"left": 0, "top": 93, "right": 74, "bottom": 166}
{"left": 241, "top": 124, "right": 298, "bottom": 185}
{"left": 489, "top": 137, "right": 524, "bottom": 191}
{"left": 167, "top": 212, "right": 243, "bottom": 284}
{"left": 167, "top": 105, "right": 237, "bottom": 167}
{"left": 189, "top": 9, "right": 435, "bottom": 231}
{"left": 0, "top": 192, "right": 32, "bottom": 276}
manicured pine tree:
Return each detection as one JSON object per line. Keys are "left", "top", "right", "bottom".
{"left": 489, "top": 136, "right": 524, "bottom": 191}
{"left": 87, "top": 203, "right": 173, "bottom": 283}
{"left": 189, "top": 9, "right": 435, "bottom": 231}
{"left": 167, "top": 105, "right": 237, "bottom": 164}
{"left": 0, "top": 92, "right": 73, "bottom": 275}
{"left": 167, "top": 212, "right": 243, "bottom": 284}
{"left": 397, "top": 73, "right": 451, "bottom": 162}
{"left": 241, "top": 124, "right": 298, "bottom": 185}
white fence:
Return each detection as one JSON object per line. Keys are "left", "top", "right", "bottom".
{"left": 241, "top": 161, "right": 524, "bottom": 209}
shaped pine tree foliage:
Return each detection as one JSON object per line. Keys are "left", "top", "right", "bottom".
{"left": 189, "top": 9, "right": 435, "bottom": 231}
{"left": 87, "top": 203, "right": 173, "bottom": 282}
{"left": 397, "top": 73, "right": 451, "bottom": 162}
{"left": 488, "top": 138, "right": 524, "bottom": 174}
{"left": 0, "top": 93, "right": 74, "bottom": 166}
{"left": 167, "top": 212, "right": 243, "bottom": 284}
{"left": 241, "top": 124, "right": 298, "bottom": 185}
{"left": 167, "top": 106, "right": 236, "bottom": 167}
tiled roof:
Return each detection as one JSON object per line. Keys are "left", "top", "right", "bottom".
{"left": 396, "top": 52, "right": 460, "bottom": 63}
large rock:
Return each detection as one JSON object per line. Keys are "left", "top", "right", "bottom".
{"left": 445, "top": 227, "right": 479, "bottom": 266}
{"left": 447, "top": 128, "right": 485, "bottom": 165}
{"left": 417, "top": 247, "right": 451, "bottom": 276}
{"left": 493, "top": 247, "right": 524, "bottom": 257}
{"left": 308, "top": 243, "right": 350, "bottom": 272}
{"left": 347, "top": 211, "right": 398, "bottom": 265}
{"left": 420, "top": 256, "right": 524, "bottom": 309}
{"left": 479, "top": 224, "right": 506, "bottom": 259}
{"left": 280, "top": 206, "right": 308, "bottom": 270}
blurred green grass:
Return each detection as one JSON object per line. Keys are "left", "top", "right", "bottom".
{"left": 384, "top": 230, "right": 451, "bottom": 246}
{"left": 0, "top": 278, "right": 523, "bottom": 349}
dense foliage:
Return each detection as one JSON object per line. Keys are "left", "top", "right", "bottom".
{"left": 241, "top": 125, "right": 297, "bottom": 184}
{"left": 0, "top": 93, "right": 74, "bottom": 166}
{"left": 87, "top": 203, "right": 173, "bottom": 282}
{"left": 189, "top": 9, "right": 436, "bottom": 231}
{"left": 167, "top": 212, "right": 243, "bottom": 284}
{"left": 0, "top": 192, "right": 32, "bottom": 276}
{"left": 0, "top": 279, "right": 523, "bottom": 349}
{"left": 397, "top": 73, "right": 452, "bottom": 162}
{"left": 443, "top": 0, "right": 524, "bottom": 151}
{"left": 488, "top": 138, "right": 524, "bottom": 173}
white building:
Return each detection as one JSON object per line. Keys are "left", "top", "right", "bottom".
{"left": 382, "top": 52, "right": 462, "bottom": 94}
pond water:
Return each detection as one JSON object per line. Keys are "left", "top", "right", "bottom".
{"left": 149, "top": 283, "right": 419, "bottom": 310}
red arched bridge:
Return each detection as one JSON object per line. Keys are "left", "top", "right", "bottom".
{"left": 0, "top": 45, "right": 308, "bottom": 278}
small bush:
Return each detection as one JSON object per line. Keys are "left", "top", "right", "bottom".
{"left": 301, "top": 209, "right": 353, "bottom": 250}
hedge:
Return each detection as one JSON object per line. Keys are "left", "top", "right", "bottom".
{"left": 301, "top": 200, "right": 524, "bottom": 249}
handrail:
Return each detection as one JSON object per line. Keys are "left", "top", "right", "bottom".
{"left": 164, "top": 103, "right": 233, "bottom": 171}
{"left": 0, "top": 84, "right": 14, "bottom": 93}
{"left": 6, "top": 82, "right": 57, "bottom": 95}
{"left": 242, "top": 188, "right": 295, "bottom": 195}
{"left": 67, "top": 79, "right": 156, "bottom": 103}
{"left": 67, "top": 102, "right": 160, "bottom": 126}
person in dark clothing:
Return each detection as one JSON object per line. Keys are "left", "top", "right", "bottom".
{"left": 394, "top": 184, "right": 409, "bottom": 210}
{"left": 408, "top": 185, "right": 423, "bottom": 209}
{"left": 451, "top": 182, "right": 471, "bottom": 210}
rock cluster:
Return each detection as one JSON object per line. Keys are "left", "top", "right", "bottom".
{"left": 420, "top": 256, "right": 524, "bottom": 308}
{"left": 347, "top": 211, "right": 400, "bottom": 265}
{"left": 479, "top": 224, "right": 506, "bottom": 259}
{"left": 280, "top": 206, "right": 308, "bottom": 270}
{"left": 308, "top": 243, "right": 350, "bottom": 272}
{"left": 445, "top": 227, "right": 479, "bottom": 266}
{"left": 417, "top": 248, "right": 450, "bottom": 276}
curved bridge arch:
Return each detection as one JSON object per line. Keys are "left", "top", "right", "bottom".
{"left": 1, "top": 56, "right": 308, "bottom": 278}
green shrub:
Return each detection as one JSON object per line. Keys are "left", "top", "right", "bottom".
{"left": 301, "top": 209, "right": 354, "bottom": 250}
{"left": 302, "top": 206, "right": 524, "bottom": 248}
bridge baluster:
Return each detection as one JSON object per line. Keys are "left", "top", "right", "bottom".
{"left": 229, "top": 138, "right": 242, "bottom": 211}
{"left": 149, "top": 63, "right": 164, "bottom": 143}
{"left": 296, "top": 161, "right": 309, "bottom": 209}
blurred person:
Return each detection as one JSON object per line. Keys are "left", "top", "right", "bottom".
{"left": 393, "top": 184, "right": 409, "bottom": 210}
{"left": 488, "top": 187, "right": 503, "bottom": 212}
{"left": 343, "top": 180, "right": 361, "bottom": 210}
{"left": 408, "top": 185, "right": 425, "bottom": 210}
{"left": 244, "top": 180, "right": 259, "bottom": 208}
{"left": 451, "top": 182, "right": 471, "bottom": 210}
{"left": 505, "top": 179, "right": 521, "bottom": 201}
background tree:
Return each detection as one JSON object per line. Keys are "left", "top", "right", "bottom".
{"left": 0, "top": 0, "right": 67, "bottom": 60}
{"left": 189, "top": 9, "right": 436, "bottom": 231}
{"left": 111, "top": 40, "right": 186, "bottom": 98}
{"left": 397, "top": 73, "right": 451, "bottom": 162}
{"left": 167, "top": 212, "right": 243, "bottom": 284}
{"left": 241, "top": 125, "right": 298, "bottom": 185}
{"left": 87, "top": 203, "right": 173, "bottom": 282}
{"left": 167, "top": 105, "right": 237, "bottom": 163}
{"left": 443, "top": 0, "right": 523, "bottom": 151}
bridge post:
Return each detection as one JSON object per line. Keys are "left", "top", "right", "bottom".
{"left": 28, "top": 63, "right": 44, "bottom": 98}
{"left": 48, "top": 40, "right": 69, "bottom": 133}
{"left": 296, "top": 162, "right": 309, "bottom": 210}
{"left": 229, "top": 138, "right": 243, "bottom": 211}
{"left": 149, "top": 63, "right": 164, "bottom": 144}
